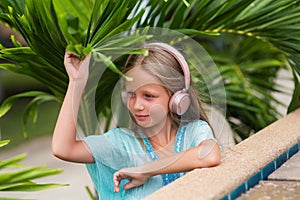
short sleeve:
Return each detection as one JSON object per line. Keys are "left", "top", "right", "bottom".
{"left": 185, "top": 120, "right": 216, "bottom": 148}
{"left": 81, "top": 128, "right": 152, "bottom": 198}
{"left": 82, "top": 128, "right": 146, "bottom": 170}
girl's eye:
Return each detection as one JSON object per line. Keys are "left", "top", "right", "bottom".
{"left": 144, "top": 94, "right": 154, "bottom": 99}
{"left": 127, "top": 92, "right": 135, "bottom": 97}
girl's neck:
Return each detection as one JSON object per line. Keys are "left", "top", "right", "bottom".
{"left": 142, "top": 118, "right": 178, "bottom": 150}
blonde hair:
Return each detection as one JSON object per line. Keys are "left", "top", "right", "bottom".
{"left": 124, "top": 43, "right": 209, "bottom": 127}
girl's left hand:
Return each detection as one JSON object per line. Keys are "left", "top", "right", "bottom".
{"left": 113, "top": 168, "right": 151, "bottom": 193}
{"left": 64, "top": 51, "right": 91, "bottom": 83}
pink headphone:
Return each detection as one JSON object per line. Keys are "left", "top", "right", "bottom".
{"left": 123, "top": 42, "right": 191, "bottom": 115}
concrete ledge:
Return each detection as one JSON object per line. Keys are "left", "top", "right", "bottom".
{"left": 145, "top": 108, "right": 300, "bottom": 200}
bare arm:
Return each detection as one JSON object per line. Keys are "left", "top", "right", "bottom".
{"left": 113, "top": 139, "right": 221, "bottom": 192}
{"left": 52, "top": 51, "right": 94, "bottom": 163}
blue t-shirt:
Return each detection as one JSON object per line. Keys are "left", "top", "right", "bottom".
{"left": 82, "top": 120, "right": 215, "bottom": 200}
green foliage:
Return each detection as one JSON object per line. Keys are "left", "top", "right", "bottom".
{"left": 139, "top": 0, "right": 300, "bottom": 139}
{"left": 0, "top": 0, "right": 300, "bottom": 139}
{"left": 0, "top": 91, "right": 58, "bottom": 138}
{"left": 288, "top": 69, "right": 300, "bottom": 113}
{"left": 0, "top": 0, "right": 150, "bottom": 135}
{"left": 0, "top": 140, "right": 10, "bottom": 148}
{"left": 0, "top": 140, "right": 68, "bottom": 199}
{"left": 205, "top": 35, "right": 288, "bottom": 139}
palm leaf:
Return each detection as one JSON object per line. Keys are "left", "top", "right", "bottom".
{"left": 203, "top": 35, "right": 288, "bottom": 140}
{"left": 0, "top": 154, "right": 25, "bottom": 169}
{"left": 0, "top": 0, "right": 299, "bottom": 140}
{"left": 0, "top": 0, "right": 151, "bottom": 136}
{"left": 288, "top": 69, "right": 300, "bottom": 113}
{"left": 0, "top": 140, "right": 10, "bottom": 148}
{"left": 0, "top": 182, "right": 68, "bottom": 191}
{"left": 142, "top": 0, "right": 300, "bottom": 73}
{"left": 0, "top": 142, "right": 67, "bottom": 196}
{"left": 137, "top": 0, "right": 299, "bottom": 137}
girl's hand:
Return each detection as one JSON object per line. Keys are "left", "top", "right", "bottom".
{"left": 64, "top": 51, "right": 91, "bottom": 83}
{"left": 113, "top": 168, "right": 151, "bottom": 193}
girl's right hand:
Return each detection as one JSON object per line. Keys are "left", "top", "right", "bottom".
{"left": 64, "top": 51, "right": 91, "bottom": 83}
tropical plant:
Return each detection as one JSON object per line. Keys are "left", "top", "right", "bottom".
{"left": 0, "top": 0, "right": 299, "bottom": 141}
{"left": 197, "top": 34, "right": 290, "bottom": 140}
{"left": 0, "top": 0, "right": 150, "bottom": 136}
{"left": 0, "top": 140, "right": 67, "bottom": 199}
{"left": 139, "top": 0, "right": 300, "bottom": 140}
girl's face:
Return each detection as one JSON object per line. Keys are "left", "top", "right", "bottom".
{"left": 125, "top": 67, "right": 171, "bottom": 129}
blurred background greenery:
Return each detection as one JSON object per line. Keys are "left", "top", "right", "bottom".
{"left": 0, "top": 24, "right": 59, "bottom": 150}
{"left": 0, "top": 0, "right": 299, "bottom": 147}
{"left": 0, "top": 1, "right": 299, "bottom": 198}
{"left": 0, "top": 25, "right": 69, "bottom": 198}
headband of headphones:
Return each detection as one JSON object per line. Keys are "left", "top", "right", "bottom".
{"left": 142, "top": 43, "right": 190, "bottom": 91}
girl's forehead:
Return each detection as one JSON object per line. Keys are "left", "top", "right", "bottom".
{"left": 125, "top": 66, "right": 162, "bottom": 91}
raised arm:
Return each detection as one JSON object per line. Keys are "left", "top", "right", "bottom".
{"left": 52, "top": 51, "right": 94, "bottom": 163}
{"left": 113, "top": 139, "right": 221, "bottom": 192}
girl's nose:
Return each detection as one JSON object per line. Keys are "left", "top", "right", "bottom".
{"left": 133, "top": 96, "right": 144, "bottom": 110}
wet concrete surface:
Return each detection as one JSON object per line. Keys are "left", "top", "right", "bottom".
{"left": 238, "top": 181, "right": 300, "bottom": 200}
{"left": 268, "top": 151, "right": 300, "bottom": 181}
{"left": 238, "top": 151, "right": 300, "bottom": 200}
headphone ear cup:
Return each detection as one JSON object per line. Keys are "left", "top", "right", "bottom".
{"left": 169, "top": 90, "right": 191, "bottom": 115}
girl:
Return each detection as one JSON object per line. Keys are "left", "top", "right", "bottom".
{"left": 52, "top": 42, "right": 221, "bottom": 199}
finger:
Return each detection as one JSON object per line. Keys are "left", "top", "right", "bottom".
{"left": 113, "top": 173, "right": 120, "bottom": 186}
{"left": 85, "top": 53, "right": 92, "bottom": 60}
{"left": 65, "top": 49, "right": 79, "bottom": 57}
{"left": 113, "top": 172, "right": 123, "bottom": 193}
{"left": 81, "top": 53, "right": 92, "bottom": 66}
{"left": 64, "top": 51, "right": 78, "bottom": 67}
{"left": 64, "top": 50, "right": 71, "bottom": 57}
{"left": 123, "top": 181, "right": 136, "bottom": 190}
{"left": 64, "top": 51, "right": 71, "bottom": 64}
{"left": 114, "top": 184, "right": 120, "bottom": 193}
{"left": 113, "top": 178, "right": 120, "bottom": 193}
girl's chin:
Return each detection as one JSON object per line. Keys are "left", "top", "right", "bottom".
{"left": 135, "top": 121, "right": 151, "bottom": 127}
{"left": 135, "top": 121, "right": 164, "bottom": 131}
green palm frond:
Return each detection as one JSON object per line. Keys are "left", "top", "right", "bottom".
{"left": 0, "top": 0, "right": 299, "bottom": 139}
{"left": 189, "top": 35, "right": 289, "bottom": 140}
{"left": 0, "top": 0, "right": 150, "bottom": 134}
{"left": 0, "top": 141, "right": 67, "bottom": 199}
{"left": 142, "top": 0, "right": 300, "bottom": 74}
{"left": 139, "top": 0, "right": 299, "bottom": 137}
{"left": 206, "top": 35, "right": 288, "bottom": 139}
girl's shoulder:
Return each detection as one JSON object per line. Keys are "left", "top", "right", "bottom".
{"left": 105, "top": 127, "right": 136, "bottom": 138}
{"left": 183, "top": 120, "right": 215, "bottom": 147}
{"left": 104, "top": 128, "right": 142, "bottom": 146}
{"left": 185, "top": 119, "right": 210, "bottom": 130}
{"left": 83, "top": 128, "right": 136, "bottom": 144}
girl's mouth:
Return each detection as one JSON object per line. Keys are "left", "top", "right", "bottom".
{"left": 134, "top": 114, "right": 149, "bottom": 121}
